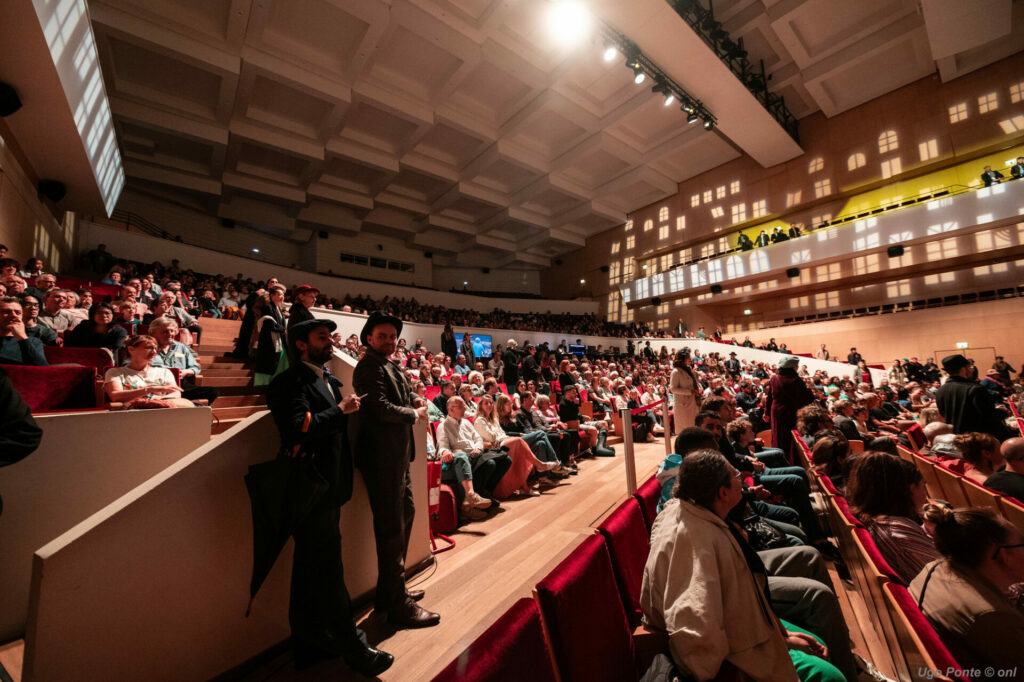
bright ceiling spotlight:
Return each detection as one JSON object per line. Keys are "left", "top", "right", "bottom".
{"left": 703, "top": 116, "right": 714, "bottom": 130}
{"left": 545, "top": 1, "right": 592, "bottom": 48}
{"left": 603, "top": 45, "right": 617, "bottom": 62}
{"left": 686, "top": 111, "right": 699, "bottom": 124}
{"left": 633, "top": 68, "right": 646, "bottom": 84}
{"left": 664, "top": 93, "right": 675, "bottom": 106}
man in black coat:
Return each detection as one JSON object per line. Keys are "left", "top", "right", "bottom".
{"left": 286, "top": 285, "right": 318, "bottom": 336}
{"left": 351, "top": 311, "right": 440, "bottom": 628}
{"left": 846, "top": 348, "right": 863, "bottom": 365}
{"left": 502, "top": 338, "right": 520, "bottom": 386}
{"left": 0, "top": 366, "right": 42, "bottom": 516}
{"left": 520, "top": 344, "right": 540, "bottom": 383}
{"left": 266, "top": 319, "right": 393, "bottom": 675}
{"left": 935, "top": 354, "right": 1013, "bottom": 440}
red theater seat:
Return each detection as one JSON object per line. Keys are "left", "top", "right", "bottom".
{"left": 43, "top": 346, "right": 114, "bottom": 377}
{"left": 884, "top": 583, "right": 969, "bottom": 682}
{"left": 431, "top": 598, "right": 555, "bottom": 682}
{"left": 598, "top": 497, "right": 650, "bottom": 628}
{"left": 534, "top": 534, "right": 639, "bottom": 682}
{"left": 905, "top": 423, "right": 926, "bottom": 452}
{"left": 633, "top": 475, "right": 661, "bottom": 530}
{"left": 6, "top": 365, "right": 99, "bottom": 411}
{"left": 425, "top": 385, "right": 441, "bottom": 401}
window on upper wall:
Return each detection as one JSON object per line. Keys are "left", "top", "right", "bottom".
{"left": 691, "top": 194, "right": 700, "bottom": 207}
{"left": 610, "top": 241, "right": 621, "bottom": 254}
{"left": 644, "top": 219, "right": 653, "bottom": 232}
{"left": 807, "top": 157, "right": 824, "bottom": 173}
{"left": 786, "top": 190, "right": 802, "bottom": 207}
{"left": 730, "top": 180, "right": 740, "bottom": 194}
{"left": 703, "top": 190, "right": 712, "bottom": 203}
{"left": 731, "top": 204, "right": 747, "bottom": 223}
{"left": 659, "top": 224, "right": 670, "bottom": 241}
{"left": 626, "top": 235, "right": 635, "bottom": 250}
{"left": 813, "top": 179, "right": 831, "bottom": 198}
{"left": 676, "top": 216, "right": 686, "bottom": 231}
{"left": 624, "top": 219, "right": 633, "bottom": 231}
{"left": 710, "top": 206, "right": 725, "bottom": 218}
{"left": 948, "top": 103, "right": 968, "bottom": 123}
{"left": 751, "top": 199, "right": 767, "bottom": 218}
{"left": 918, "top": 139, "right": 939, "bottom": 162}
{"left": 716, "top": 186, "right": 726, "bottom": 199}
{"left": 978, "top": 92, "right": 998, "bottom": 114}
{"left": 848, "top": 153, "right": 866, "bottom": 170}
{"left": 607, "top": 292, "right": 620, "bottom": 322}
{"left": 609, "top": 261, "right": 621, "bottom": 284}
{"left": 658, "top": 207, "right": 669, "bottom": 223}
{"left": 1011, "top": 82, "right": 1024, "bottom": 104}
{"left": 660, "top": 253, "right": 673, "bottom": 271}
{"left": 622, "top": 259, "right": 634, "bottom": 280}
{"left": 881, "top": 157, "right": 902, "bottom": 179}
{"left": 878, "top": 130, "right": 898, "bottom": 154}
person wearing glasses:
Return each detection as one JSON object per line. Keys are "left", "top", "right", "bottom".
{"left": 102, "top": 335, "right": 193, "bottom": 408}
{"left": 64, "top": 302, "right": 127, "bottom": 351}
{"left": 17, "top": 294, "right": 57, "bottom": 346}
{"left": 911, "top": 505, "right": 1024, "bottom": 671}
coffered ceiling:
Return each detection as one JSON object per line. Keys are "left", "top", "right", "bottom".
{"left": 86, "top": 0, "right": 1024, "bottom": 269}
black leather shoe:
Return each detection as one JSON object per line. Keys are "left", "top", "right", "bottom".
{"left": 388, "top": 600, "right": 441, "bottom": 628}
{"left": 342, "top": 645, "right": 395, "bottom": 677}
{"left": 407, "top": 588, "right": 425, "bottom": 601}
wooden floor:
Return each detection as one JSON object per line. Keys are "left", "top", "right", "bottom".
{"left": 239, "top": 440, "right": 670, "bottom": 682}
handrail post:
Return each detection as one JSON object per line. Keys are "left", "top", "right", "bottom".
{"left": 664, "top": 405, "right": 673, "bottom": 455}
{"left": 620, "top": 407, "right": 637, "bottom": 495}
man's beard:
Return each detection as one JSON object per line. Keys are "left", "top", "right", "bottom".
{"left": 309, "top": 346, "right": 333, "bottom": 365}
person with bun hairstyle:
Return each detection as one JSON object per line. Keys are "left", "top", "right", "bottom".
{"left": 846, "top": 453, "right": 939, "bottom": 584}
{"left": 911, "top": 506, "right": 1024, "bottom": 670}
{"left": 952, "top": 432, "right": 1005, "bottom": 485}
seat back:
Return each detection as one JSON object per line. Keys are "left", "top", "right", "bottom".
{"left": 633, "top": 476, "right": 661, "bottom": 530}
{"left": 905, "top": 423, "right": 926, "bottom": 452}
{"left": 932, "top": 463, "right": 969, "bottom": 508}
{"left": 912, "top": 453, "right": 944, "bottom": 499}
{"left": 959, "top": 477, "right": 1002, "bottom": 513}
{"left": 431, "top": 598, "right": 556, "bottom": 682}
{"left": 597, "top": 498, "right": 650, "bottom": 628}
{"left": 884, "top": 582, "right": 969, "bottom": 682}
{"left": 848, "top": 439, "right": 865, "bottom": 454}
{"left": 425, "top": 385, "right": 441, "bottom": 401}
{"left": 999, "top": 496, "right": 1024, "bottom": 535}
{"left": 790, "top": 430, "right": 812, "bottom": 472}
{"left": 6, "top": 365, "right": 99, "bottom": 411}
{"left": 852, "top": 528, "right": 909, "bottom": 680}
{"left": 896, "top": 445, "right": 916, "bottom": 464}
{"left": 43, "top": 346, "right": 115, "bottom": 377}
{"left": 534, "top": 534, "right": 638, "bottom": 682}
{"left": 755, "top": 429, "right": 772, "bottom": 447}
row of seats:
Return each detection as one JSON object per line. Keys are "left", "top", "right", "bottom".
{"left": 792, "top": 433, "right": 969, "bottom": 682}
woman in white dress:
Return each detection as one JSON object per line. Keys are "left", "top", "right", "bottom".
{"left": 669, "top": 351, "right": 701, "bottom": 435}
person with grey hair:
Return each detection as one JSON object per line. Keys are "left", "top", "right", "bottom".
{"left": 502, "top": 338, "right": 519, "bottom": 386}
{"left": 147, "top": 316, "right": 218, "bottom": 404}
{"left": 642, "top": 450, "right": 845, "bottom": 681}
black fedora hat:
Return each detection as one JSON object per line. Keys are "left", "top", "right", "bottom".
{"left": 361, "top": 310, "right": 403, "bottom": 345}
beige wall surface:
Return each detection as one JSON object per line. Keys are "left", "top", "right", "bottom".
{"left": 23, "top": 412, "right": 430, "bottom": 682}
{"left": 0, "top": 408, "right": 212, "bottom": 642}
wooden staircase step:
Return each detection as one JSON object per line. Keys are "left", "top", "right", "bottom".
{"left": 201, "top": 368, "right": 254, "bottom": 377}
{"left": 197, "top": 355, "right": 250, "bottom": 365}
{"left": 210, "top": 394, "right": 266, "bottom": 407}
{"left": 212, "top": 405, "right": 269, "bottom": 420}
{"left": 215, "top": 385, "right": 268, "bottom": 396}
{"left": 212, "top": 417, "right": 246, "bottom": 435}
{"left": 198, "top": 376, "right": 255, "bottom": 388}
{"left": 198, "top": 344, "right": 237, "bottom": 353}
{"left": 203, "top": 361, "right": 253, "bottom": 369}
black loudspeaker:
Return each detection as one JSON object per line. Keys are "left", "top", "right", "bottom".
{"left": 710, "top": 284, "right": 723, "bottom": 294}
{"left": 424, "top": 251, "right": 433, "bottom": 259}
{"left": 220, "top": 218, "right": 235, "bottom": 228}
{"left": 786, "top": 267, "right": 800, "bottom": 278}
{"left": 651, "top": 296, "right": 662, "bottom": 306}
{"left": 0, "top": 83, "right": 21, "bottom": 117}
{"left": 554, "top": 258, "right": 563, "bottom": 266}
{"left": 887, "top": 244, "right": 904, "bottom": 257}
{"left": 482, "top": 267, "right": 490, "bottom": 274}
{"left": 37, "top": 179, "right": 66, "bottom": 203}
{"left": 600, "top": 265, "right": 610, "bottom": 273}
{"left": 318, "top": 230, "right": 328, "bottom": 238}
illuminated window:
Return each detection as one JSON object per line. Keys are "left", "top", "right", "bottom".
{"left": 657, "top": 303, "right": 669, "bottom": 316}
{"left": 1011, "top": 82, "right": 1024, "bottom": 104}
{"left": 610, "top": 241, "right": 621, "bottom": 254}
{"left": 978, "top": 92, "right": 998, "bottom": 114}
{"left": 703, "top": 190, "right": 712, "bottom": 203}
{"left": 718, "top": 237, "right": 729, "bottom": 251}
{"left": 813, "top": 179, "right": 831, "bottom": 198}
{"left": 725, "top": 255, "right": 745, "bottom": 278}
{"left": 624, "top": 219, "right": 633, "bottom": 231}
{"left": 625, "top": 235, "right": 635, "bottom": 250}
{"left": 998, "top": 116, "right": 1024, "bottom": 134}
{"left": 700, "top": 243, "right": 716, "bottom": 259}
{"left": 658, "top": 224, "right": 670, "bottom": 241}
{"left": 847, "top": 153, "right": 866, "bottom": 171}
{"left": 814, "top": 291, "right": 839, "bottom": 308}
{"left": 948, "top": 103, "right": 968, "bottom": 123}
{"left": 691, "top": 194, "right": 700, "bottom": 207}
{"left": 807, "top": 157, "right": 823, "bottom": 173}
{"left": 853, "top": 253, "right": 880, "bottom": 275}
{"left": 925, "top": 238, "right": 959, "bottom": 261}
{"left": 660, "top": 253, "right": 673, "bottom": 270}
{"left": 730, "top": 180, "right": 740, "bottom": 194}
{"left": 811, "top": 213, "right": 832, "bottom": 227}
{"left": 878, "top": 130, "right": 898, "bottom": 154}
{"left": 622, "top": 259, "right": 633, "bottom": 279}
{"left": 751, "top": 199, "right": 767, "bottom": 218}
{"left": 881, "top": 157, "right": 902, "bottom": 179}
{"left": 710, "top": 206, "right": 725, "bottom": 218}
{"left": 679, "top": 247, "right": 692, "bottom": 262}
{"left": 815, "top": 263, "right": 841, "bottom": 281}
{"left": 886, "top": 279, "right": 911, "bottom": 298}
{"left": 658, "top": 206, "right": 669, "bottom": 222}
{"left": 918, "top": 139, "right": 939, "bottom": 161}
{"left": 608, "top": 262, "right": 621, "bottom": 284}
{"left": 731, "top": 203, "right": 747, "bottom": 223}
{"left": 676, "top": 215, "right": 686, "bottom": 231}
{"left": 607, "top": 292, "right": 620, "bottom": 322}
{"left": 786, "top": 190, "right": 802, "bottom": 207}
{"left": 716, "top": 186, "right": 726, "bottom": 199}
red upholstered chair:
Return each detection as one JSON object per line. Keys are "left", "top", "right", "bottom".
{"left": 597, "top": 497, "right": 650, "bottom": 628}
{"left": 633, "top": 476, "right": 661, "bottom": 530}
{"left": 6, "top": 365, "right": 99, "bottom": 411}
{"left": 425, "top": 385, "right": 441, "bottom": 401}
{"left": 959, "top": 477, "right": 1002, "bottom": 514}
{"left": 431, "top": 598, "right": 555, "bottom": 682}
{"left": 905, "top": 423, "right": 926, "bottom": 452}
{"left": 884, "top": 583, "right": 970, "bottom": 682}
{"left": 932, "top": 462, "right": 969, "bottom": 508}
{"left": 534, "top": 534, "right": 639, "bottom": 682}
{"left": 497, "top": 382, "right": 508, "bottom": 395}
{"left": 912, "top": 453, "right": 944, "bottom": 499}
{"left": 550, "top": 380, "right": 561, "bottom": 394}
{"left": 43, "top": 346, "right": 115, "bottom": 377}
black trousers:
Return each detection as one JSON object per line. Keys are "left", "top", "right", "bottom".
{"left": 289, "top": 505, "right": 362, "bottom": 648}
{"left": 359, "top": 455, "right": 416, "bottom": 613}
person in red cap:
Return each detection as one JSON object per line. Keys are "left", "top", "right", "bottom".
{"left": 287, "top": 285, "right": 319, "bottom": 336}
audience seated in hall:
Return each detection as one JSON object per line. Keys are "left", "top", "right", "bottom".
{"left": 953, "top": 432, "right": 1005, "bottom": 485}
{"left": 64, "top": 302, "right": 128, "bottom": 351}
{"left": 985, "top": 437, "right": 1024, "bottom": 500}
{"left": 102, "top": 334, "right": 194, "bottom": 409}
{"left": 18, "top": 293, "right": 57, "bottom": 346}
{"left": 0, "top": 297, "right": 48, "bottom": 366}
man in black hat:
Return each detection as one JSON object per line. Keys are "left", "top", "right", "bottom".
{"left": 266, "top": 318, "right": 393, "bottom": 675}
{"left": 724, "top": 351, "right": 741, "bottom": 379}
{"left": 935, "top": 353, "right": 1013, "bottom": 440}
{"left": 350, "top": 311, "right": 440, "bottom": 628}
{"left": 286, "top": 285, "right": 319, "bottom": 335}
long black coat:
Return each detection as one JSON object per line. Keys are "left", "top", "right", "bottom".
{"left": 502, "top": 348, "right": 520, "bottom": 385}
{"left": 350, "top": 348, "right": 418, "bottom": 467}
{"left": 267, "top": 364, "right": 353, "bottom": 509}
{"left": 936, "top": 376, "right": 1012, "bottom": 440}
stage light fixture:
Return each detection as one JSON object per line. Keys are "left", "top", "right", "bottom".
{"left": 687, "top": 111, "right": 699, "bottom": 124}
{"left": 664, "top": 94, "right": 675, "bottom": 106}
{"left": 703, "top": 116, "right": 714, "bottom": 130}
{"left": 633, "top": 68, "right": 645, "bottom": 85}
{"left": 603, "top": 46, "right": 617, "bottom": 62}
{"left": 545, "top": 1, "right": 591, "bottom": 47}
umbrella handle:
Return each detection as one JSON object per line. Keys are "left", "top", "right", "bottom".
{"left": 289, "top": 412, "right": 312, "bottom": 458}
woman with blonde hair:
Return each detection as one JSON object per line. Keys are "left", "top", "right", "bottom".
{"left": 475, "top": 394, "right": 556, "bottom": 497}
{"left": 953, "top": 432, "right": 1004, "bottom": 485}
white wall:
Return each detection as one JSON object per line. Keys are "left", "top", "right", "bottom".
{"left": 23, "top": 412, "right": 430, "bottom": 681}
{"left": 80, "top": 221, "right": 600, "bottom": 316}
{"left": 0, "top": 408, "right": 212, "bottom": 642}
{"left": 314, "top": 231, "right": 433, "bottom": 288}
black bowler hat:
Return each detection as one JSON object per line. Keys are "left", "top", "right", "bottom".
{"left": 289, "top": 318, "right": 336, "bottom": 342}
{"left": 360, "top": 310, "right": 403, "bottom": 345}
{"left": 941, "top": 354, "right": 970, "bottom": 373}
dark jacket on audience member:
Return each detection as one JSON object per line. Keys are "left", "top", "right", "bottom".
{"left": 0, "top": 366, "right": 43, "bottom": 515}
{"left": 502, "top": 347, "right": 519, "bottom": 385}
{"left": 286, "top": 302, "right": 314, "bottom": 336}
{"left": 63, "top": 323, "right": 127, "bottom": 352}
{"left": 935, "top": 376, "right": 1012, "bottom": 440}
{"left": 983, "top": 470, "right": 1024, "bottom": 501}
{"left": 521, "top": 354, "right": 539, "bottom": 383}
{"left": 0, "top": 336, "right": 49, "bottom": 366}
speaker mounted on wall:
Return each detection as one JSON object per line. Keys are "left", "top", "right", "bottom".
{"left": 0, "top": 83, "right": 22, "bottom": 117}
{"left": 886, "top": 244, "right": 904, "bottom": 257}
{"left": 785, "top": 267, "right": 800, "bottom": 278}
{"left": 710, "top": 284, "right": 723, "bottom": 295}
{"left": 424, "top": 251, "right": 433, "bottom": 259}
{"left": 599, "top": 265, "right": 610, "bottom": 273}
{"left": 37, "top": 179, "right": 66, "bottom": 203}
{"left": 220, "top": 218, "right": 236, "bottom": 228}
{"left": 482, "top": 267, "right": 490, "bottom": 274}
{"left": 651, "top": 296, "right": 662, "bottom": 306}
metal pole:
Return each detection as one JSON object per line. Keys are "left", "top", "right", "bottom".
{"left": 620, "top": 407, "right": 637, "bottom": 494}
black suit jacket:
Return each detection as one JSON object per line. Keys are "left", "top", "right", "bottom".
{"left": 502, "top": 348, "right": 519, "bottom": 385}
{"left": 351, "top": 347, "right": 418, "bottom": 467}
{"left": 521, "top": 354, "right": 539, "bottom": 382}
{"left": 1011, "top": 163, "right": 1024, "bottom": 180}
{"left": 981, "top": 170, "right": 1004, "bottom": 187}
{"left": 286, "top": 302, "right": 314, "bottom": 335}
{"left": 935, "top": 376, "right": 1011, "bottom": 440}
{"left": 267, "top": 363, "right": 353, "bottom": 508}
